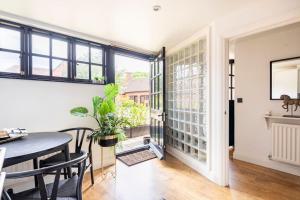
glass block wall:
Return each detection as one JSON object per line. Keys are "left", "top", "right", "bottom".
{"left": 166, "top": 38, "right": 208, "bottom": 163}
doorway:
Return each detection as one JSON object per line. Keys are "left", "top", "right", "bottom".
{"left": 228, "top": 58, "right": 235, "bottom": 157}
{"left": 114, "top": 48, "right": 166, "bottom": 160}
{"left": 226, "top": 22, "right": 300, "bottom": 190}
{"left": 114, "top": 53, "right": 151, "bottom": 154}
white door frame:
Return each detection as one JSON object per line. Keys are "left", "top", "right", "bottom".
{"left": 217, "top": 9, "right": 300, "bottom": 186}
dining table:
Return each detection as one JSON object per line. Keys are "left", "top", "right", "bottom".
{"left": 0, "top": 132, "right": 73, "bottom": 185}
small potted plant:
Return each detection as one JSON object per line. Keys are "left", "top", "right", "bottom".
{"left": 93, "top": 76, "right": 105, "bottom": 84}
{"left": 70, "top": 84, "right": 128, "bottom": 147}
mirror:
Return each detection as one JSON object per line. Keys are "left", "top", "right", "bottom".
{"left": 271, "top": 57, "right": 300, "bottom": 100}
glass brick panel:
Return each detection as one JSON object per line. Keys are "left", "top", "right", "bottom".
{"left": 166, "top": 38, "right": 208, "bottom": 163}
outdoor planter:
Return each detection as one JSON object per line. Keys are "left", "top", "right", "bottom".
{"left": 98, "top": 135, "right": 118, "bottom": 147}
{"left": 125, "top": 125, "right": 150, "bottom": 138}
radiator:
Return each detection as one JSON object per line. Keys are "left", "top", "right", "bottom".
{"left": 271, "top": 123, "right": 300, "bottom": 166}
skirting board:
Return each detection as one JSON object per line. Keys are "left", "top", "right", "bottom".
{"left": 166, "top": 145, "right": 216, "bottom": 183}
{"left": 233, "top": 153, "right": 300, "bottom": 177}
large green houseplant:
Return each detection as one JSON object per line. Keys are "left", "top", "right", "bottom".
{"left": 70, "top": 84, "right": 128, "bottom": 147}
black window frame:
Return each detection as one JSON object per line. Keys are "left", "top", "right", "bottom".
{"left": 0, "top": 19, "right": 153, "bottom": 85}
{"left": 29, "top": 30, "right": 72, "bottom": 81}
{"left": 0, "top": 19, "right": 108, "bottom": 85}
{"left": 74, "top": 40, "right": 105, "bottom": 83}
{"left": 0, "top": 22, "right": 24, "bottom": 78}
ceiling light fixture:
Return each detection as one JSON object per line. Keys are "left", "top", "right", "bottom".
{"left": 153, "top": 5, "right": 161, "bottom": 12}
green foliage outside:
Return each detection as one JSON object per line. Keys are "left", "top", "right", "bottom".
{"left": 115, "top": 70, "right": 150, "bottom": 129}
{"left": 117, "top": 99, "right": 149, "bottom": 128}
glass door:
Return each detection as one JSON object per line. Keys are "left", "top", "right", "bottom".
{"left": 149, "top": 47, "right": 166, "bottom": 159}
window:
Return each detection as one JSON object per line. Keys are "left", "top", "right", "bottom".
{"left": 52, "top": 38, "right": 68, "bottom": 78}
{"left": 75, "top": 42, "right": 103, "bottom": 81}
{"left": 0, "top": 19, "right": 108, "bottom": 84}
{"left": 133, "top": 95, "right": 138, "bottom": 103}
{"left": 0, "top": 25, "right": 22, "bottom": 75}
{"left": 140, "top": 95, "right": 145, "bottom": 103}
{"left": 229, "top": 59, "right": 235, "bottom": 100}
{"left": 140, "top": 95, "right": 149, "bottom": 104}
{"left": 30, "top": 33, "right": 69, "bottom": 78}
{"left": 129, "top": 95, "right": 138, "bottom": 103}
{"left": 0, "top": 19, "right": 150, "bottom": 85}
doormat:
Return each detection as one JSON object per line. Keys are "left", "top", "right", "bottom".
{"left": 117, "top": 149, "right": 157, "bottom": 166}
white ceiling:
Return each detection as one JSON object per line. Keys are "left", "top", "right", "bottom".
{"left": 0, "top": 0, "right": 259, "bottom": 53}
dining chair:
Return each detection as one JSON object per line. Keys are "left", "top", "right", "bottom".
{"left": 39, "top": 127, "right": 95, "bottom": 185}
{"left": 2, "top": 151, "right": 88, "bottom": 200}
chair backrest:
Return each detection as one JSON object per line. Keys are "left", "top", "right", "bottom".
{"left": 5, "top": 152, "right": 88, "bottom": 200}
{"left": 59, "top": 127, "right": 94, "bottom": 154}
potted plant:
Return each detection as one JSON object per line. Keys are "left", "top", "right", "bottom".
{"left": 70, "top": 84, "right": 128, "bottom": 147}
{"left": 93, "top": 76, "right": 105, "bottom": 84}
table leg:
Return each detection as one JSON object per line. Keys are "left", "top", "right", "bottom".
{"left": 33, "top": 158, "right": 38, "bottom": 187}
{"left": 64, "top": 145, "right": 72, "bottom": 178}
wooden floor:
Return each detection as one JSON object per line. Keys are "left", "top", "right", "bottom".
{"left": 83, "top": 154, "right": 300, "bottom": 200}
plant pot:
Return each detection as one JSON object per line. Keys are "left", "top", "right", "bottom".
{"left": 98, "top": 135, "right": 118, "bottom": 147}
{"left": 92, "top": 80, "right": 105, "bottom": 84}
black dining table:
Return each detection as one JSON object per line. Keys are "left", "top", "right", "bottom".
{"left": 0, "top": 132, "right": 73, "bottom": 184}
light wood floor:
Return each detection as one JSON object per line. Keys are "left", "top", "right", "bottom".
{"left": 83, "top": 154, "right": 300, "bottom": 200}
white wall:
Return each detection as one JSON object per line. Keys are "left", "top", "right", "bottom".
{"left": 0, "top": 78, "right": 115, "bottom": 188}
{"left": 164, "top": 0, "right": 300, "bottom": 186}
{"left": 234, "top": 22, "right": 300, "bottom": 176}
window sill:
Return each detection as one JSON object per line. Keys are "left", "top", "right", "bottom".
{"left": 0, "top": 75, "right": 106, "bottom": 85}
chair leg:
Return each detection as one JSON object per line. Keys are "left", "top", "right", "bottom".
{"left": 89, "top": 154, "right": 94, "bottom": 185}
{"left": 78, "top": 163, "right": 81, "bottom": 175}
{"left": 63, "top": 168, "right": 67, "bottom": 179}
{"left": 33, "top": 158, "right": 39, "bottom": 187}
{"left": 90, "top": 164, "right": 94, "bottom": 185}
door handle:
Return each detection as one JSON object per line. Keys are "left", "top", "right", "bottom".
{"left": 158, "top": 112, "right": 167, "bottom": 121}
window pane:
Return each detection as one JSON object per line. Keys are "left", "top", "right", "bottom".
{"left": 32, "top": 56, "right": 50, "bottom": 76}
{"left": 76, "top": 44, "right": 89, "bottom": 62}
{"left": 52, "top": 39, "right": 68, "bottom": 59}
{"left": 0, "top": 51, "right": 20, "bottom": 73}
{"left": 91, "top": 65, "right": 102, "bottom": 80}
{"left": 0, "top": 27, "right": 20, "bottom": 51}
{"left": 52, "top": 59, "right": 68, "bottom": 77}
{"left": 32, "top": 34, "right": 49, "bottom": 55}
{"left": 91, "top": 47, "right": 102, "bottom": 64}
{"left": 76, "top": 63, "right": 89, "bottom": 79}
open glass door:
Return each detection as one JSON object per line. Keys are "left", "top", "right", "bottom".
{"left": 149, "top": 47, "right": 166, "bottom": 159}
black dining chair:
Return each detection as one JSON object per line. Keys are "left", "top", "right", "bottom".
{"left": 39, "top": 127, "right": 95, "bottom": 185}
{"left": 2, "top": 151, "right": 88, "bottom": 200}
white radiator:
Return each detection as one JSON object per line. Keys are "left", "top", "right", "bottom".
{"left": 271, "top": 123, "right": 300, "bottom": 166}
